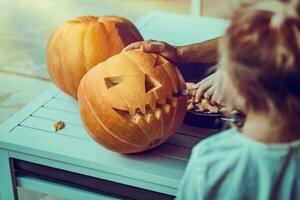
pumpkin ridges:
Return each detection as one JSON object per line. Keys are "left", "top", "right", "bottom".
{"left": 114, "top": 22, "right": 137, "bottom": 47}
{"left": 132, "top": 115, "right": 158, "bottom": 141}
{"left": 84, "top": 22, "right": 106, "bottom": 71}
{"left": 69, "top": 16, "right": 109, "bottom": 74}
{"left": 166, "top": 99, "right": 178, "bottom": 134}
{"left": 165, "top": 96, "right": 187, "bottom": 140}
{"left": 47, "top": 23, "right": 74, "bottom": 95}
{"left": 107, "top": 16, "right": 143, "bottom": 46}
{"left": 47, "top": 16, "right": 143, "bottom": 98}
{"left": 61, "top": 23, "right": 87, "bottom": 97}
{"left": 126, "top": 23, "right": 143, "bottom": 45}
{"left": 46, "top": 25, "right": 64, "bottom": 91}
{"left": 82, "top": 22, "right": 89, "bottom": 73}
{"left": 74, "top": 16, "right": 98, "bottom": 23}
{"left": 160, "top": 105, "right": 174, "bottom": 138}
{"left": 102, "top": 20, "right": 125, "bottom": 56}
{"left": 104, "top": 16, "right": 144, "bottom": 52}
{"left": 158, "top": 99, "right": 182, "bottom": 145}
{"left": 157, "top": 108, "right": 164, "bottom": 139}
{"left": 56, "top": 23, "right": 76, "bottom": 96}
{"left": 102, "top": 20, "right": 122, "bottom": 58}
{"left": 174, "top": 67, "right": 187, "bottom": 91}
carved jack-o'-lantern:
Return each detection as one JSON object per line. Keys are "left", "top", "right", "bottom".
{"left": 78, "top": 50, "right": 187, "bottom": 153}
{"left": 47, "top": 16, "right": 143, "bottom": 98}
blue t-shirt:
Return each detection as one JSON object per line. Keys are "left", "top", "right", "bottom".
{"left": 176, "top": 128, "right": 300, "bottom": 200}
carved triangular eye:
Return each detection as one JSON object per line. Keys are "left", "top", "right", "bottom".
{"left": 104, "top": 76, "right": 125, "bottom": 89}
{"left": 145, "top": 74, "right": 161, "bottom": 93}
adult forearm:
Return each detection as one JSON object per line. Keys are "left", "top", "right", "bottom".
{"left": 177, "top": 37, "right": 221, "bottom": 64}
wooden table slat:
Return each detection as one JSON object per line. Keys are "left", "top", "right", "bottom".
{"left": 19, "top": 115, "right": 191, "bottom": 161}
{"left": 44, "top": 97, "right": 80, "bottom": 114}
{"left": 9, "top": 126, "right": 186, "bottom": 183}
{"left": 30, "top": 106, "right": 203, "bottom": 150}
{"left": 20, "top": 116, "right": 92, "bottom": 141}
{"left": 32, "top": 107, "right": 82, "bottom": 126}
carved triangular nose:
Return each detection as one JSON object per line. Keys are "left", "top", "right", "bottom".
{"left": 144, "top": 74, "right": 161, "bottom": 93}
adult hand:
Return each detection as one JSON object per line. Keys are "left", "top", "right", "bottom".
{"left": 123, "top": 40, "right": 180, "bottom": 63}
{"left": 193, "top": 69, "right": 226, "bottom": 106}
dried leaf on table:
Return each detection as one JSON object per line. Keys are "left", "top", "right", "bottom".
{"left": 54, "top": 121, "right": 65, "bottom": 132}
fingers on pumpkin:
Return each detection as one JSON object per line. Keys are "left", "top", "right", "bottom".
{"left": 123, "top": 42, "right": 142, "bottom": 51}
{"left": 147, "top": 43, "right": 166, "bottom": 53}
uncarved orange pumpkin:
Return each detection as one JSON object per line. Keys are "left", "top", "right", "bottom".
{"left": 78, "top": 50, "right": 187, "bottom": 153}
{"left": 47, "top": 16, "right": 143, "bottom": 98}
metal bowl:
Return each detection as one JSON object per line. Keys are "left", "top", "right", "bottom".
{"left": 183, "top": 110, "right": 245, "bottom": 129}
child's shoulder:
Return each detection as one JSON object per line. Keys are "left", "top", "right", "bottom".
{"left": 193, "top": 128, "right": 243, "bottom": 150}
{"left": 192, "top": 128, "right": 247, "bottom": 160}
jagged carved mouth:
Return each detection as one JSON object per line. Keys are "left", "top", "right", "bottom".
{"left": 111, "top": 96, "right": 180, "bottom": 149}
{"left": 112, "top": 97, "right": 175, "bottom": 122}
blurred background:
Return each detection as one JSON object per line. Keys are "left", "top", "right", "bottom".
{"left": 0, "top": 0, "right": 243, "bottom": 126}
{"left": 0, "top": 0, "right": 245, "bottom": 199}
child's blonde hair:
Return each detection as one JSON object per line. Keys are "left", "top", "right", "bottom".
{"left": 222, "top": 0, "right": 300, "bottom": 129}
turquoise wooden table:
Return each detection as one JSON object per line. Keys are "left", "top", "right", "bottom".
{"left": 0, "top": 12, "right": 229, "bottom": 200}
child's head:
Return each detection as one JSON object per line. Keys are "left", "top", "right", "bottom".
{"left": 220, "top": 0, "right": 300, "bottom": 125}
